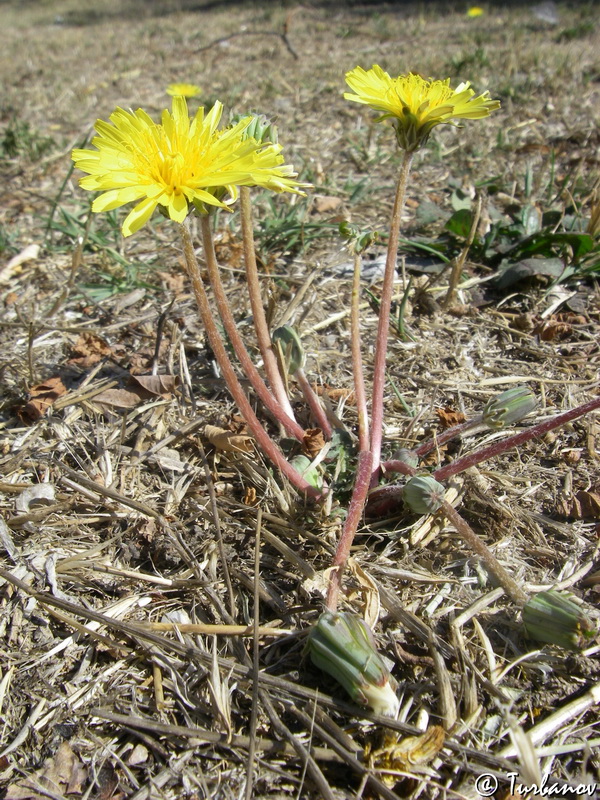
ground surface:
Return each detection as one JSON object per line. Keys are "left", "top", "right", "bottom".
{"left": 0, "top": 1, "right": 599, "bottom": 799}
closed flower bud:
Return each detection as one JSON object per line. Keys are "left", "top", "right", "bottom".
{"left": 391, "top": 448, "right": 419, "bottom": 469}
{"left": 522, "top": 590, "right": 597, "bottom": 651}
{"left": 483, "top": 386, "right": 537, "bottom": 430}
{"left": 231, "top": 112, "right": 278, "bottom": 145}
{"left": 307, "top": 611, "right": 399, "bottom": 717}
{"left": 403, "top": 475, "right": 446, "bottom": 515}
{"left": 272, "top": 325, "right": 306, "bottom": 374}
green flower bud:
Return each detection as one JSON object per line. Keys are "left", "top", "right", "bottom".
{"left": 403, "top": 475, "right": 445, "bottom": 515}
{"left": 391, "top": 448, "right": 419, "bottom": 469}
{"left": 289, "top": 454, "right": 322, "bottom": 491}
{"left": 338, "top": 221, "right": 379, "bottom": 254}
{"left": 483, "top": 386, "right": 537, "bottom": 430}
{"left": 307, "top": 611, "right": 399, "bottom": 717}
{"left": 230, "top": 112, "right": 278, "bottom": 145}
{"left": 522, "top": 590, "right": 597, "bottom": 651}
{"left": 272, "top": 325, "right": 305, "bottom": 373}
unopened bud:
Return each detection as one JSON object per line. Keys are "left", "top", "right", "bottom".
{"left": 272, "top": 325, "right": 305, "bottom": 373}
{"left": 522, "top": 590, "right": 597, "bottom": 651}
{"left": 307, "top": 611, "right": 399, "bottom": 717}
{"left": 483, "top": 386, "right": 537, "bottom": 430}
{"left": 403, "top": 475, "right": 445, "bottom": 515}
{"left": 391, "top": 448, "right": 419, "bottom": 469}
{"left": 231, "top": 112, "right": 278, "bottom": 145}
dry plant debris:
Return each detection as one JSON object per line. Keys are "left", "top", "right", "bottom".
{"left": 0, "top": 1, "right": 599, "bottom": 798}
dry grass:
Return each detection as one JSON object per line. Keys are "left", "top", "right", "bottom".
{"left": 0, "top": 2, "right": 599, "bottom": 798}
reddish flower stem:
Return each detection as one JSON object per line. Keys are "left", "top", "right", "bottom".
{"left": 440, "top": 499, "right": 528, "bottom": 606}
{"left": 295, "top": 368, "right": 333, "bottom": 439}
{"left": 369, "top": 151, "right": 414, "bottom": 486}
{"left": 413, "top": 416, "right": 483, "bottom": 458}
{"left": 239, "top": 186, "right": 299, "bottom": 429}
{"left": 200, "top": 214, "right": 306, "bottom": 442}
{"left": 351, "top": 251, "right": 369, "bottom": 453}
{"left": 180, "top": 220, "right": 323, "bottom": 499}
{"left": 433, "top": 396, "right": 600, "bottom": 483}
{"left": 325, "top": 450, "right": 373, "bottom": 611}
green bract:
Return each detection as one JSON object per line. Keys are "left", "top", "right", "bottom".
{"left": 522, "top": 590, "right": 597, "bottom": 651}
{"left": 272, "top": 325, "right": 306, "bottom": 374}
{"left": 307, "top": 611, "right": 399, "bottom": 717}
{"left": 483, "top": 386, "right": 537, "bottom": 430}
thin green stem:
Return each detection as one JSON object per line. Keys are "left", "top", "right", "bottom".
{"left": 369, "top": 151, "right": 414, "bottom": 486}
{"left": 239, "top": 186, "right": 299, "bottom": 427}
{"left": 180, "top": 220, "right": 322, "bottom": 499}
{"left": 200, "top": 214, "right": 305, "bottom": 442}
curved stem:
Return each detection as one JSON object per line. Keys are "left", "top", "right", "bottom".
{"left": 200, "top": 214, "right": 306, "bottom": 442}
{"left": 295, "top": 368, "right": 333, "bottom": 439}
{"left": 325, "top": 450, "right": 373, "bottom": 611}
{"left": 239, "top": 186, "right": 299, "bottom": 426}
{"left": 369, "top": 151, "right": 414, "bottom": 486}
{"left": 434, "top": 397, "right": 600, "bottom": 483}
{"left": 180, "top": 220, "right": 323, "bottom": 499}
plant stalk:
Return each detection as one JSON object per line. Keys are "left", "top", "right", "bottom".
{"left": 352, "top": 251, "right": 370, "bottom": 452}
{"left": 440, "top": 499, "right": 528, "bottom": 606}
{"left": 369, "top": 151, "right": 414, "bottom": 485}
{"left": 239, "top": 186, "right": 299, "bottom": 426}
{"left": 433, "top": 397, "right": 600, "bottom": 483}
{"left": 180, "top": 220, "right": 322, "bottom": 499}
{"left": 200, "top": 214, "right": 305, "bottom": 442}
{"left": 325, "top": 450, "right": 373, "bottom": 611}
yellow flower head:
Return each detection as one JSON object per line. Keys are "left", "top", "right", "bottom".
{"left": 467, "top": 6, "right": 485, "bottom": 16}
{"left": 72, "top": 98, "right": 305, "bottom": 236}
{"left": 166, "top": 82, "right": 202, "bottom": 98}
{"left": 344, "top": 65, "right": 500, "bottom": 152}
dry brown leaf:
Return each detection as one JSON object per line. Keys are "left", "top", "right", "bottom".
{"left": 368, "top": 726, "right": 445, "bottom": 785}
{"left": 204, "top": 424, "right": 254, "bottom": 453}
{"left": 67, "top": 332, "right": 113, "bottom": 367}
{"left": 302, "top": 427, "right": 326, "bottom": 459}
{"left": 130, "top": 374, "right": 178, "bottom": 397}
{"left": 435, "top": 407, "right": 466, "bottom": 429}
{"left": 5, "top": 741, "right": 87, "bottom": 799}
{"left": 92, "top": 386, "right": 146, "bottom": 410}
{"left": 557, "top": 488, "right": 600, "bottom": 520}
{"left": 18, "top": 377, "right": 67, "bottom": 423}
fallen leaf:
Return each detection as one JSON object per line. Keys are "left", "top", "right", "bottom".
{"left": 204, "top": 424, "right": 254, "bottom": 453}
{"left": 18, "top": 377, "right": 67, "bottom": 423}
{"left": 302, "top": 427, "right": 326, "bottom": 459}
{"left": 435, "top": 407, "right": 466, "bottom": 429}
{"left": 5, "top": 741, "right": 87, "bottom": 800}
{"left": 67, "top": 332, "right": 112, "bottom": 367}
{"left": 15, "top": 483, "right": 56, "bottom": 513}
{"left": 0, "top": 244, "right": 40, "bottom": 284}
{"left": 557, "top": 489, "right": 600, "bottom": 519}
{"left": 130, "top": 374, "right": 178, "bottom": 397}
{"left": 347, "top": 559, "right": 380, "bottom": 629}
{"left": 368, "top": 726, "right": 445, "bottom": 785}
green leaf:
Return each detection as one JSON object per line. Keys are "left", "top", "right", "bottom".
{"left": 445, "top": 209, "right": 473, "bottom": 239}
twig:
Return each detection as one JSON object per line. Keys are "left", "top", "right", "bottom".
{"left": 442, "top": 193, "right": 482, "bottom": 310}
{"left": 194, "top": 30, "right": 298, "bottom": 60}
{"left": 245, "top": 510, "right": 263, "bottom": 800}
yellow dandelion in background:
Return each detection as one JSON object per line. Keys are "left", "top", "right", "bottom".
{"left": 467, "top": 6, "right": 484, "bottom": 17}
{"left": 344, "top": 65, "right": 500, "bottom": 151}
{"left": 72, "top": 98, "right": 305, "bottom": 236}
{"left": 166, "top": 82, "right": 202, "bottom": 98}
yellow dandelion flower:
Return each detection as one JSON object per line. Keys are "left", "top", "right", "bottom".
{"left": 72, "top": 98, "right": 305, "bottom": 236}
{"left": 166, "top": 82, "right": 202, "bottom": 98}
{"left": 344, "top": 65, "right": 500, "bottom": 151}
{"left": 467, "top": 6, "right": 484, "bottom": 17}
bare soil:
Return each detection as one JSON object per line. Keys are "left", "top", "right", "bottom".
{"left": 0, "top": 2, "right": 599, "bottom": 799}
